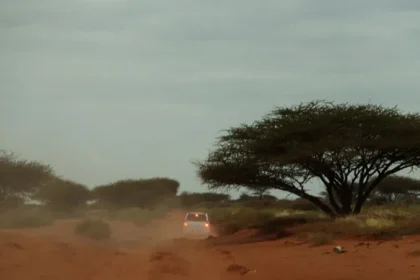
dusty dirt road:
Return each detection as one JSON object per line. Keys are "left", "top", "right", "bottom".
{"left": 1, "top": 211, "right": 420, "bottom": 280}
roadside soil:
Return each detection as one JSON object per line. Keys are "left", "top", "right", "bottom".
{"left": 1, "top": 211, "right": 420, "bottom": 280}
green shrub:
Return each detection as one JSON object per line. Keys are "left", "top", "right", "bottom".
{"left": 0, "top": 208, "right": 55, "bottom": 229}
{"left": 74, "top": 218, "right": 111, "bottom": 240}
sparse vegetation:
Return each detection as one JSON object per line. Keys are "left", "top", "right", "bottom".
{"left": 179, "top": 192, "right": 230, "bottom": 209}
{"left": 99, "top": 207, "right": 169, "bottom": 226}
{"left": 201, "top": 202, "right": 420, "bottom": 241}
{"left": 0, "top": 207, "right": 55, "bottom": 229}
{"left": 2, "top": 101, "right": 420, "bottom": 243}
{"left": 0, "top": 151, "right": 180, "bottom": 230}
{"left": 74, "top": 218, "right": 111, "bottom": 240}
{"left": 215, "top": 208, "right": 277, "bottom": 234}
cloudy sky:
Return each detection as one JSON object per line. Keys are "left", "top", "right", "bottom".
{"left": 1, "top": 0, "right": 420, "bottom": 195}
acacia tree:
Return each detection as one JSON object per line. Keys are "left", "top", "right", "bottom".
{"left": 0, "top": 151, "right": 54, "bottom": 207}
{"left": 196, "top": 101, "right": 420, "bottom": 218}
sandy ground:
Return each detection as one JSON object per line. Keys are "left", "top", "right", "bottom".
{"left": 1, "top": 211, "right": 420, "bottom": 280}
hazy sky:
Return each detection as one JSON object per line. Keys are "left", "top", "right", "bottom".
{"left": 1, "top": 0, "right": 420, "bottom": 195}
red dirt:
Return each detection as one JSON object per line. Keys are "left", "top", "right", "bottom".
{"left": 1, "top": 212, "right": 420, "bottom": 280}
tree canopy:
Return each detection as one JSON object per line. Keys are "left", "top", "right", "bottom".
{"left": 196, "top": 101, "right": 420, "bottom": 217}
{"left": 0, "top": 151, "right": 54, "bottom": 206}
{"left": 92, "top": 177, "right": 180, "bottom": 209}
{"left": 35, "top": 177, "right": 91, "bottom": 212}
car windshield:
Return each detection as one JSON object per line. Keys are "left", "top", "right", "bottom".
{"left": 185, "top": 213, "right": 207, "bottom": 222}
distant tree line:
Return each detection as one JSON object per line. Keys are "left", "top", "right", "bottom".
{"left": 0, "top": 150, "right": 180, "bottom": 212}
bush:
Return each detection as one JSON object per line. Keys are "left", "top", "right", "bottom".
{"left": 179, "top": 192, "right": 230, "bottom": 209}
{"left": 240, "top": 199, "right": 281, "bottom": 209}
{"left": 208, "top": 207, "right": 276, "bottom": 234}
{"left": 206, "top": 207, "right": 327, "bottom": 235}
{"left": 35, "top": 178, "right": 90, "bottom": 213}
{"left": 0, "top": 208, "right": 55, "bottom": 229}
{"left": 0, "top": 195, "right": 25, "bottom": 209}
{"left": 258, "top": 214, "right": 320, "bottom": 235}
{"left": 202, "top": 204, "right": 420, "bottom": 239}
{"left": 102, "top": 207, "right": 168, "bottom": 226}
{"left": 207, "top": 207, "right": 235, "bottom": 224}
{"left": 74, "top": 218, "right": 111, "bottom": 240}
{"left": 290, "top": 206, "right": 420, "bottom": 240}
{"left": 286, "top": 199, "right": 319, "bottom": 211}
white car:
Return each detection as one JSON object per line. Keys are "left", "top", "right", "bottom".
{"left": 182, "top": 212, "right": 211, "bottom": 238}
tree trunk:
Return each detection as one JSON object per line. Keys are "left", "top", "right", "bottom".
{"left": 325, "top": 185, "right": 342, "bottom": 214}
{"left": 338, "top": 187, "right": 353, "bottom": 216}
{"left": 353, "top": 194, "right": 368, "bottom": 214}
{"left": 353, "top": 180, "right": 384, "bottom": 214}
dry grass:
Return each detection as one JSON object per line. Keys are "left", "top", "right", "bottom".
{"left": 207, "top": 204, "right": 420, "bottom": 240}
{"left": 290, "top": 206, "right": 420, "bottom": 240}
